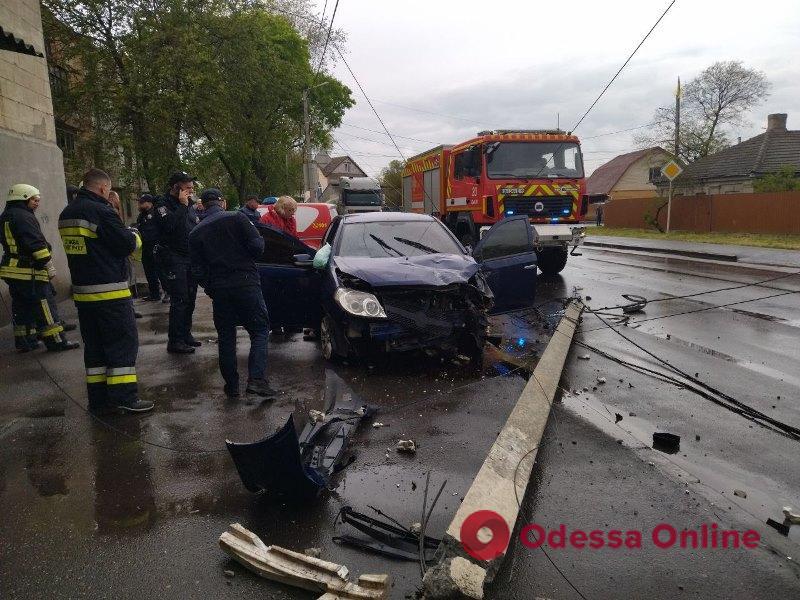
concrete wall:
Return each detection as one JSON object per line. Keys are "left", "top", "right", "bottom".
{"left": 0, "top": 1, "right": 70, "bottom": 326}
{"left": 603, "top": 191, "right": 800, "bottom": 234}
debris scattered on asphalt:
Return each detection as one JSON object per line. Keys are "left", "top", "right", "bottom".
{"left": 304, "top": 547, "right": 322, "bottom": 558}
{"left": 621, "top": 294, "right": 647, "bottom": 314}
{"left": 629, "top": 412, "right": 636, "bottom": 417}
{"left": 733, "top": 489, "right": 747, "bottom": 498}
{"left": 578, "top": 354, "right": 591, "bottom": 360}
{"left": 226, "top": 370, "right": 375, "bottom": 499}
{"left": 652, "top": 432, "right": 681, "bottom": 454}
{"left": 332, "top": 506, "right": 441, "bottom": 564}
{"left": 219, "top": 523, "right": 390, "bottom": 598}
{"left": 695, "top": 434, "right": 701, "bottom": 441}
{"left": 372, "top": 422, "right": 387, "bottom": 429}
{"left": 396, "top": 440, "right": 417, "bottom": 454}
{"left": 308, "top": 409, "right": 326, "bottom": 424}
{"left": 224, "top": 569, "right": 235, "bottom": 578}
{"left": 782, "top": 507, "right": 800, "bottom": 524}
{"left": 615, "top": 413, "right": 623, "bottom": 424}
{"left": 766, "top": 518, "right": 790, "bottom": 537}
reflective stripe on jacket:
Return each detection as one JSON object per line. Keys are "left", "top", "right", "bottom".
{"left": 0, "top": 201, "right": 51, "bottom": 283}
{"left": 58, "top": 188, "right": 139, "bottom": 302}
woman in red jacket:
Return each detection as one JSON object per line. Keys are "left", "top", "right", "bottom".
{"left": 259, "top": 195, "right": 298, "bottom": 236}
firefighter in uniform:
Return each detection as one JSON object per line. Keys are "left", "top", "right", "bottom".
{"left": 1, "top": 184, "right": 79, "bottom": 352}
{"left": 153, "top": 171, "right": 200, "bottom": 354}
{"left": 58, "top": 168, "right": 153, "bottom": 414}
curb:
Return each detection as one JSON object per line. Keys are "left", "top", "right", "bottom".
{"left": 584, "top": 240, "right": 738, "bottom": 262}
{"left": 423, "top": 300, "right": 583, "bottom": 599}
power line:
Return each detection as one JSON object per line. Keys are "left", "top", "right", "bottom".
{"left": 582, "top": 121, "right": 662, "bottom": 140}
{"left": 570, "top": 1, "right": 676, "bottom": 133}
{"left": 314, "top": 0, "right": 340, "bottom": 76}
{"left": 334, "top": 46, "right": 408, "bottom": 161}
{"left": 372, "top": 99, "right": 489, "bottom": 127}
{"left": 340, "top": 122, "right": 439, "bottom": 144}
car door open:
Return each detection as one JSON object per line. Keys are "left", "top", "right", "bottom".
{"left": 255, "top": 225, "right": 322, "bottom": 328}
{"left": 472, "top": 215, "right": 538, "bottom": 312}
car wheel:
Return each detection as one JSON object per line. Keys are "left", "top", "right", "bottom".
{"left": 320, "top": 314, "right": 338, "bottom": 361}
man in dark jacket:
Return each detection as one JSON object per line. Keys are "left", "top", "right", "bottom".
{"left": 135, "top": 194, "right": 162, "bottom": 300}
{"left": 1, "top": 184, "right": 79, "bottom": 352}
{"left": 188, "top": 188, "right": 275, "bottom": 398}
{"left": 59, "top": 168, "right": 153, "bottom": 414}
{"left": 153, "top": 171, "right": 200, "bottom": 354}
{"left": 238, "top": 195, "right": 261, "bottom": 225}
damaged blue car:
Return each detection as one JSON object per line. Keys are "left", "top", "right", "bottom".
{"left": 255, "top": 213, "right": 538, "bottom": 361}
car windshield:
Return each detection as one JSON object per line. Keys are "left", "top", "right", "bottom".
{"left": 486, "top": 142, "right": 584, "bottom": 179}
{"left": 343, "top": 191, "right": 382, "bottom": 206}
{"left": 336, "top": 220, "right": 463, "bottom": 258}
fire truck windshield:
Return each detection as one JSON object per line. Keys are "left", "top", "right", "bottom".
{"left": 485, "top": 142, "right": 584, "bottom": 179}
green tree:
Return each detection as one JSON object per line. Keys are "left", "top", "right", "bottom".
{"left": 43, "top": 0, "right": 353, "bottom": 204}
{"left": 636, "top": 61, "right": 770, "bottom": 162}
{"left": 753, "top": 166, "right": 800, "bottom": 192}
{"left": 379, "top": 159, "right": 404, "bottom": 210}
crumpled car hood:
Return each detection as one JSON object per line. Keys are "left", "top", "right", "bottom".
{"left": 333, "top": 254, "right": 480, "bottom": 288}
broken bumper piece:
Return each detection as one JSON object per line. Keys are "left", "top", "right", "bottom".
{"left": 219, "top": 523, "right": 390, "bottom": 599}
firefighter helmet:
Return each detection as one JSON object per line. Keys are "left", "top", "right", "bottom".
{"left": 8, "top": 184, "right": 41, "bottom": 202}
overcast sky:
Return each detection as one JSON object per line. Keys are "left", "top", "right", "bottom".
{"left": 320, "top": 0, "right": 800, "bottom": 177}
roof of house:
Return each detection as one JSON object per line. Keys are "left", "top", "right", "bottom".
{"left": 677, "top": 120, "right": 800, "bottom": 184}
{"left": 320, "top": 156, "right": 366, "bottom": 177}
{"left": 586, "top": 147, "right": 668, "bottom": 195}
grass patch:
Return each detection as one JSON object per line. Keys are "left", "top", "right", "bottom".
{"left": 587, "top": 227, "right": 800, "bottom": 250}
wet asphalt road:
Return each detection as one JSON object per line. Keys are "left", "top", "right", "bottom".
{"left": 0, "top": 246, "right": 799, "bottom": 599}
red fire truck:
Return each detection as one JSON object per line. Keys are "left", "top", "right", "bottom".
{"left": 401, "top": 129, "right": 587, "bottom": 275}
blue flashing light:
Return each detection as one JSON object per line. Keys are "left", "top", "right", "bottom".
{"left": 551, "top": 218, "right": 559, "bottom": 222}
{"left": 517, "top": 337, "right": 526, "bottom": 348}
{"left": 562, "top": 209, "right": 570, "bottom": 214}
{"left": 507, "top": 210, "right": 515, "bottom": 215}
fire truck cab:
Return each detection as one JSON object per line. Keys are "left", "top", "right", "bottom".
{"left": 402, "top": 130, "right": 587, "bottom": 275}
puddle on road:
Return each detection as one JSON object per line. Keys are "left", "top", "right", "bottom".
{"left": 561, "top": 391, "right": 800, "bottom": 544}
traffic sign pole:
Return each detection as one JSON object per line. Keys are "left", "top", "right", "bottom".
{"left": 666, "top": 179, "right": 673, "bottom": 233}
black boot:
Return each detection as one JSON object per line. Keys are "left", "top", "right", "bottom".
{"left": 184, "top": 335, "right": 201, "bottom": 347}
{"left": 167, "top": 341, "right": 195, "bottom": 354}
{"left": 45, "top": 335, "right": 80, "bottom": 352}
{"left": 116, "top": 399, "right": 154, "bottom": 413}
{"left": 245, "top": 379, "right": 277, "bottom": 398}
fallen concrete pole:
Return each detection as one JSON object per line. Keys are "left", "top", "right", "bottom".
{"left": 424, "top": 300, "right": 583, "bottom": 599}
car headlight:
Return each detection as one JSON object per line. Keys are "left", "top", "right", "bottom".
{"left": 335, "top": 288, "right": 387, "bottom": 319}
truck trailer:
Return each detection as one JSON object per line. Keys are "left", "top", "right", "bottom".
{"left": 401, "top": 130, "right": 587, "bottom": 275}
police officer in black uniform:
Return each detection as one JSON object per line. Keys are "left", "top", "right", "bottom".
{"left": 188, "top": 189, "right": 275, "bottom": 398}
{"left": 1, "top": 183, "right": 79, "bottom": 352}
{"left": 58, "top": 168, "right": 153, "bottom": 414}
{"left": 135, "top": 194, "right": 162, "bottom": 301}
{"left": 153, "top": 172, "right": 200, "bottom": 354}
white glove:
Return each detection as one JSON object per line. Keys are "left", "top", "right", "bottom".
{"left": 46, "top": 260, "right": 57, "bottom": 280}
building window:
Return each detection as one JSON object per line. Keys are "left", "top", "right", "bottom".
{"left": 648, "top": 166, "right": 662, "bottom": 183}
{"left": 55, "top": 124, "right": 76, "bottom": 156}
{"left": 48, "top": 64, "right": 68, "bottom": 98}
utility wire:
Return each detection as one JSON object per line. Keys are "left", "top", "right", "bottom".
{"left": 313, "top": 0, "right": 340, "bottom": 76}
{"left": 570, "top": 1, "right": 676, "bottom": 133}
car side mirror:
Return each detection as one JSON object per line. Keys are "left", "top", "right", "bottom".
{"left": 293, "top": 253, "right": 313, "bottom": 267}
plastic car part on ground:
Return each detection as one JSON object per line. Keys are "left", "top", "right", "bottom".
{"left": 226, "top": 370, "right": 375, "bottom": 499}
{"left": 219, "top": 523, "right": 390, "bottom": 599}
{"left": 332, "top": 506, "right": 441, "bottom": 564}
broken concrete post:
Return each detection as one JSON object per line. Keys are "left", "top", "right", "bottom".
{"left": 422, "top": 301, "right": 583, "bottom": 598}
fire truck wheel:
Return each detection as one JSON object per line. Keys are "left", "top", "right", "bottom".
{"left": 536, "top": 247, "right": 569, "bottom": 276}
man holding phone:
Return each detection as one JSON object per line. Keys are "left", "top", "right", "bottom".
{"left": 153, "top": 171, "right": 200, "bottom": 354}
